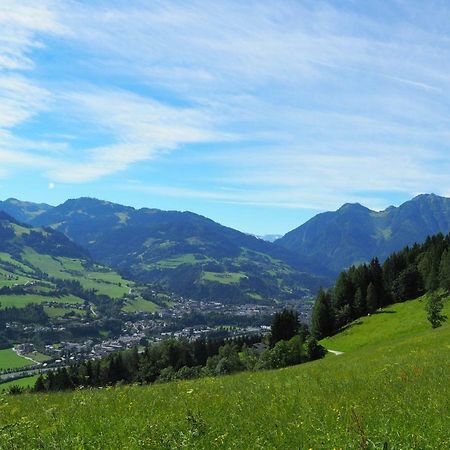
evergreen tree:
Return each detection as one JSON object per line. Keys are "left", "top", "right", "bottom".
{"left": 391, "top": 265, "right": 423, "bottom": 302}
{"left": 366, "top": 282, "right": 378, "bottom": 313}
{"left": 311, "top": 289, "right": 335, "bottom": 339}
{"left": 354, "top": 287, "right": 366, "bottom": 316}
{"left": 333, "top": 272, "right": 355, "bottom": 311}
{"left": 269, "top": 309, "right": 299, "bottom": 346}
{"left": 439, "top": 249, "right": 450, "bottom": 291}
{"left": 369, "top": 258, "right": 388, "bottom": 306}
{"left": 34, "top": 374, "right": 46, "bottom": 392}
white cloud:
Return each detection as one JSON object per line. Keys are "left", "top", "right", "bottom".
{"left": 45, "top": 89, "right": 230, "bottom": 182}
{"left": 2, "top": 0, "right": 450, "bottom": 212}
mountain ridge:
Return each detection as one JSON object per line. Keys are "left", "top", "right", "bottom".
{"left": 3, "top": 197, "right": 327, "bottom": 303}
{"left": 276, "top": 193, "right": 450, "bottom": 273}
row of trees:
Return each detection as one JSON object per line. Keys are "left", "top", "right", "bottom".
{"left": 312, "top": 233, "right": 450, "bottom": 339}
{"left": 34, "top": 310, "right": 325, "bottom": 392}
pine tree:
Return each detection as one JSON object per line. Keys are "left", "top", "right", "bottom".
{"left": 369, "top": 258, "right": 387, "bottom": 306}
{"left": 354, "top": 287, "right": 367, "bottom": 316}
{"left": 439, "top": 249, "right": 450, "bottom": 291}
{"left": 333, "top": 272, "right": 355, "bottom": 311}
{"left": 311, "top": 289, "right": 335, "bottom": 339}
{"left": 366, "top": 282, "right": 378, "bottom": 313}
{"left": 34, "top": 374, "right": 46, "bottom": 392}
{"left": 270, "top": 309, "right": 299, "bottom": 346}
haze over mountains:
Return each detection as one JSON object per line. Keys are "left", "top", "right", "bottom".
{"left": 1, "top": 193, "right": 449, "bottom": 301}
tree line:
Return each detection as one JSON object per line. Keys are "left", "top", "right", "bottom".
{"left": 33, "top": 310, "right": 325, "bottom": 392}
{"left": 311, "top": 232, "right": 450, "bottom": 339}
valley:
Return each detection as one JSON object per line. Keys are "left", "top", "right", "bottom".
{"left": 0, "top": 194, "right": 449, "bottom": 449}
{"left": 1, "top": 295, "right": 448, "bottom": 449}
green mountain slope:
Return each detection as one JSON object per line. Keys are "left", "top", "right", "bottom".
{"left": 321, "top": 292, "right": 450, "bottom": 352}
{"left": 27, "top": 198, "right": 326, "bottom": 303}
{"left": 277, "top": 193, "right": 450, "bottom": 273}
{"left": 3, "top": 302, "right": 449, "bottom": 449}
{"left": 0, "top": 212, "right": 136, "bottom": 313}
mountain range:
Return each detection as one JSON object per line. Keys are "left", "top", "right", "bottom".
{"left": 276, "top": 193, "right": 450, "bottom": 273}
{"left": 1, "top": 193, "right": 449, "bottom": 301}
{"left": 0, "top": 198, "right": 325, "bottom": 303}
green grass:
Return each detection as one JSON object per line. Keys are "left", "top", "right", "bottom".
{"left": 0, "top": 348, "right": 32, "bottom": 371}
{"left": 321, "top": 293, "right": 450, "bottom": 352}
{"left": 122, "top": 297, "right": 159, "bottom": 313}
{"left": 0, "top": 375, "right": 38, "bottom": 392}
{"left": 1, "top": 324, "right": 449, "bottom": 449}
{"left": 0, "top": 295, "right": 50, "bottom": 309}
{"left": 202, "top": 271, "right": 247, "bottom": 284}
{"left": 23, "top": 250, "right": 130, "bottom": 298}
{"left": 0, "top": 252, "right": 34, "bottom": 274}
{"left": 22, "top": 352, "right": 52, "bottom": 363}
{"left": 0, "top": 294, "right": 84, "bottom": 310}
{"left": 155, "top": 254, "right": 207, "bottom": 268}
{"left": 0, "top": 270, "right": 35, "bottom": 288}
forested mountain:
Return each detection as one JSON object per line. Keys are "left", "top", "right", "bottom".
{"left": 276, "top": 194, "right": 450, "bottom": 274}
{"left": 11, "top": 198, "right": 326, "bottom": 303}
{"left": 0, "top": 211, "right": 88, "bottom": 260}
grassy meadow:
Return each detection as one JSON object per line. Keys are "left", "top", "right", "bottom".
{"left": 321, "top": 293, "right": 450, "bottom": 352}
{"left": 1, "top": 317, "right": 449, "bottom": 449}
{"left": 0, "top": 376, "right": 38, "bottom": 392}
{"left": 122, "top": 297, "right": 159, "bottom": 313}
{"left": 0, "top": 349, "right": 31, "bottom": 371}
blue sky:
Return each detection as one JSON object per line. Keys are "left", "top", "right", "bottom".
{"left": 1, "top": 0, "right": 450, "bottom": 234}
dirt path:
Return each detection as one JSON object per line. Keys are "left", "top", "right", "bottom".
{"left": 327, "top": 349, "right": 344, "bottom": 356}
{"left": 12, "top": 347, "right": 39, "bottom": 365}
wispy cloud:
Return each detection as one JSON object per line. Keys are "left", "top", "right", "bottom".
{"left": 2, "top": 0, "right": 450, "bottom": 217}
{"left": 46, "top": 88, "right": 231, "bottom": 182}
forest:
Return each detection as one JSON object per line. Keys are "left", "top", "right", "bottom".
{"left": 311, "top": 232, "right": 450, "bottom": 339}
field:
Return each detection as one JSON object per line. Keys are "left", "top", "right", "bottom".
{"left": 321, "top": 292, "right": 450, "bottom": 352}
{"left": 23, "top": 251, "right": 130, "bottom": 298}
{"left": 0, "top": 294, "right": 84, "bottom": 310}
{"left": 0, "top": 247, "right": 134, "bottom": 312}
{"left": 0, "top": 376, "right": 38, "bottom": 392}
{"left": 1, "top": 318, "right": 449, "bottom": 448}
{"left": 43, "top": 306, "right": 86, "bottom": 317}
{"left": 122, "top": 297, "right": 159, "bottom": 313}
{"left": 155, "top": 254, "right": 207, "bottom": 268}
{"left": 0, "top": 348, "right": 32, "bottom": 371}
{"left": 22, "top": 352, "right": 52, "bottom": 363}
{"left": 201, "top": 271, "right": 247, "bottom": 284}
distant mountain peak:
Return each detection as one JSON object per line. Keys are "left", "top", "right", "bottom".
{"left": 277, "top": 193, "right": 450, "bottom": 274}
{"left": 411, "top": 193, "right": 441, "bottom": 202}
{"left": 338, "top": 202, "right": 372, "bottom": 212}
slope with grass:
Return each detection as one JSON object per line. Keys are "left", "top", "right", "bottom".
{"left": 321, "top": 292, "right": 450, "bottom": 352}
{"left": 0, "top": 213, "right": 159, "bottom": 313}
{"left": 1, "top": 302, "right": 449, "bottom": 448}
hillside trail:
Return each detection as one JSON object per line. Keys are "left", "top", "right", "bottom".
{"left": 327, "top": 349, "right": 344, "bottom": 356}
